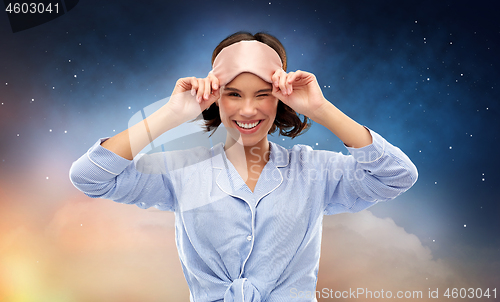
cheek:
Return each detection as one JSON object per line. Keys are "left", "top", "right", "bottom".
{"left": 217, "top": 99, "right": 234, "bottom": 122}
{"left": 263, "top": 99, "right": 279, "bottom": 117}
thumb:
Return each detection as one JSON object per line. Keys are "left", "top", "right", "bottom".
{"left": 272, "top": 85, "right": 288, "bottom": 103}
{"left": 209, "top": 86, "right": 220, "bottom": 101}
{"left": 201, "top": 89, "right": 220, "bottom": 110}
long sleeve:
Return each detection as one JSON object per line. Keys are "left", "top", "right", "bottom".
{"left": 322, "top": 128, "right": 418, "bottom": 214}
{"left": 69, "top": 138, "right": 176, "bottom": 211}
{"left": 346, "top": 129, "right": 418, "bottom": 198}
{"left": 68, "top": 132, "right": 418, "bottom": 302}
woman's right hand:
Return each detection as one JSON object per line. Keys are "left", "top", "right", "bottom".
{"left": 167, "top": 74, "right": 220, "bottom": 121}
{"left": 100, "top": 74, "right": 220, "bottom": 160}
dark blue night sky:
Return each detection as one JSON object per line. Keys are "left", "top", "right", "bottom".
{"left": 1, "top": 0, "right": 498, "bottom": 300}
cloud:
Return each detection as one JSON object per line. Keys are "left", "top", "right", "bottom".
{"left": 0, "top": 194, "right": 186, "bottom": 301}
{"left": 317, "top": 210, "right": 490, "bottom": 301}
{"left": 1, "top": 192, "right": 496, "bottom": 301}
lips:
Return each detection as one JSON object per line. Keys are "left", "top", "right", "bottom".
{"left": 235, "top": 120, "right": 261, "bottom": 129}
{"left": 233, "top": 119, "right": 264, "bottom": 134}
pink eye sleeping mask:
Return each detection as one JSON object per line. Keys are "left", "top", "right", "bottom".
{"left": 211, "top": 40, "right": 283, "bottom": 86}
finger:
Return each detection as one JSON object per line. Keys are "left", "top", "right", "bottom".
{"left": 175, "top": 77, "right": 188, "bottom": 89}
{"left": 287, "top": 70, "right": 301, "bottom": 83}
{"left": 197, "top": 79, "right": 205, "bottom": 103}
{"left": 271, "top": 81, "right": 285, "bottom": 99}
{"left": 285, "top": 71, "right": 295, "bottom": 95}
{"left": 271, "top": 69, "right": 282, "bottom": 88}
{"left": 203, "top": 77, "right": 212, "bottom": 100}
{"left": 209, "top": 88, "right": 220, "bottom": 104}
{"left": 189, "top": 77, "right": 199, "bottom": 97}
{"left": 278, "top": 70, "right": 288, "bottom": 95}
{"left": 209, "top": 73, "right": 219, "bottom": 91}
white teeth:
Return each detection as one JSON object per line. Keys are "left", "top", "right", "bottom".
{"left": 236, "top": 121, "right": 260, "bottom": 129}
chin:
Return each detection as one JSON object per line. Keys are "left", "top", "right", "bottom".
{"left": 225, "top": 127, "right": 270, "bottom": 148}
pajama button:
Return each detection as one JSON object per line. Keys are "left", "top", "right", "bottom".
{"left": 246, "top": 235, "right": 252, "bottom": 241}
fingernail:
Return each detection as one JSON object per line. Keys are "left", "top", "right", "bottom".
{"left": 204, "top": 93, "right": 208, "bottom": 100}
{"left": 191, "top": 89, "right": 196, "bottom": 96}
{"left": 213, "top": 83, "right": 218, "bottom": 89}
{"left": 197, "top": 96, "right": 201, "bottom": 103}
{"left": 288, "top": 88, "right": 293, "bottom": 94}
{"left": 274, "top": 81, "right": 278, "bottom": 87}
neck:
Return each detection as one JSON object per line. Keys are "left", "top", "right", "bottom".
{"left": 224, "top": 136, "right": 270, "bottom": 169}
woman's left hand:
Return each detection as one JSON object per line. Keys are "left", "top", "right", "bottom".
{"left": 271, "top": 69, "right": 329, "bottom": 119}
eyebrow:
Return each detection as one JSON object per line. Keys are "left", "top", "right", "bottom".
{"left": 225, "top": 87, "right": 273, "bottom": 94}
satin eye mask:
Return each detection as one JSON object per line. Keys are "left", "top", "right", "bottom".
{"left": 211, "top": 40, "right": 283, "bottom": 86}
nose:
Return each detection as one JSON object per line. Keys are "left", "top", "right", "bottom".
{"left": 239, "top": 98, "right": 258, "bottom": 117}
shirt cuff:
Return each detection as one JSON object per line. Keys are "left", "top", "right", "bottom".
{"left": 345, "top": 127, "right": 385, "bottom": 163}
{"left": 85, "top": 138, "right": 132, "bottom": 175}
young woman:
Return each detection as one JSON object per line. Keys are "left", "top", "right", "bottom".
{"left": 70, "top": 32, "right": 418, "bottom": 302}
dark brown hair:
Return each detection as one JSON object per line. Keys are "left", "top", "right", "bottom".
{"left": 202, "top": 31, "right": 310, "bottom": 138}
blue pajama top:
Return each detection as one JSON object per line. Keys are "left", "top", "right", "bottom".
{"left": 69, "top": 128, "right": 418, "bottom": 302}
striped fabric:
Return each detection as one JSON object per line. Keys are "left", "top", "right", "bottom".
{"left": 69, "top": 128, "right": 417, "bottom": 302}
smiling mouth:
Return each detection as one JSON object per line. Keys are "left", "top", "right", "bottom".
{"left": 234, "top": 120, "right": 262, "bottom": 129}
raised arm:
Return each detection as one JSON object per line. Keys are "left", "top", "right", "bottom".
{"left": 271, "top": 69, "right": 417, "bottom": 212}
{"left": 271, "top": 69, "right": 372, "bottom": 148}
{"left": 102, "top": 75, "right": 220, "bottom": 160}
{"left": 69, "top": 75, "right": 220, "bottom": 208}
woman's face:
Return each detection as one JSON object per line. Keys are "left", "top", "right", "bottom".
{"left": 218, "top": 72, "right": 278, "bottom": 148}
